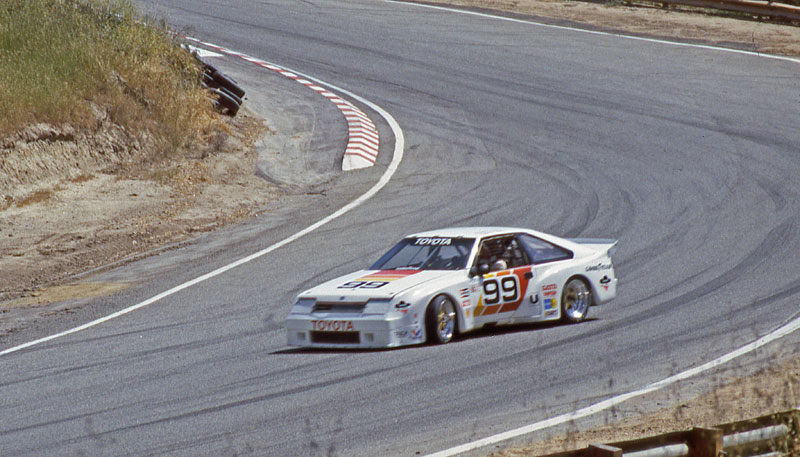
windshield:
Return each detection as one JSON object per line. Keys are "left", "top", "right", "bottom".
{"left": 370, "top": 237, "right": 475, "bottom": 271}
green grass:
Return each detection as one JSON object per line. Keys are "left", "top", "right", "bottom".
{"left": 0, "top": 0, "right": 211, "bottom": 155}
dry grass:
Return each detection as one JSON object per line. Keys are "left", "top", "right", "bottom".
{"left": 0, "top": 0, "right": 215, "bottom": 157}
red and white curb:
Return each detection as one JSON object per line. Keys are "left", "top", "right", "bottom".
{"left": 186, "top": 37, "right": 379, "bottom": 171}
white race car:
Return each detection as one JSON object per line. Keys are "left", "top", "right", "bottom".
{"left": 286, "top": 227, "right": 617, "bottom": 348}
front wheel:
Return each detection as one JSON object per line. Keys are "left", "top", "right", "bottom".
{"left": 426, "top": 295, "right": 457, "bottom": 344}
{"left": 561, "top": 278, "right": 591, "bottom": 323}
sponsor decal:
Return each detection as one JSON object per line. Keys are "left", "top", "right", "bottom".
{"left": 530, "top": 294, "right": 539, "bottom": 305}
{"left": 586, "top": 263, "right": 613, "bottom": 272}
{"left": 470, "top": 284, "right": 480, "bottom": 294}
{"left": 312, "top": 320, "right": 354, "bottom": 332}
{"left": 542, "top": 284, "right": 557, "bottom": 291}
{"left": 545, "top": 309, "right": 558, "bottom": 317}
{"left": 395, "top": 330, "right": 408, "bottom": 338}
{"left": 411, "top": 328, "right": 423, "bottom": 339}
{"left": 395, "top": 301, "right": 411, "bottom": 309}
{"left": 543, "top": 290, "right": 557, "bottom": 298}
{"left": 544, "top": 298, "right": 557, "bottom": 310}
{"left": 460, "top": 287, "right": 471, "bottom": 307}
{"left": 599, "top": 276, "right": 611, "bottom": 291}
{"left": 414, "top": 237, "right": 452, "bottom": 246}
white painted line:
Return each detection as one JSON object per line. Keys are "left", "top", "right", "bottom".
{"left": 343, "top": 154, "right": 378, "bottom": 170}
{"left": 0, "top": 45, "right": 405, "bottom": 358}
{"left": 424, "top": 315, "right": 800, "bottom": 457}
{"left": 187, "top": 45, "right": 223, "bottom": 58}
{"left": 391, "top": 3, "right": 800, "bottom": 455}
{"left": 388, "top": 0, "right": 800, "bottom": 65}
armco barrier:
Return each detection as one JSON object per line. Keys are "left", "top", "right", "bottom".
{"left": 538, "top": 409, "right": 800, "bottom": 457}
{"left": 624, "top": 0, "right": 800, "bottom": 21}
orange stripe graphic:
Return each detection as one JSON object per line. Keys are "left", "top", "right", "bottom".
{"left": 359, "top": 270, "right": 421, "bottom": 281}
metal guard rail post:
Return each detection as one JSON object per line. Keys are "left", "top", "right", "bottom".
{"left": 620, "top": 0, "right": 800, "bottom": 21}
{"left": 538, "top": 408, "right": 800, "bottom": 457}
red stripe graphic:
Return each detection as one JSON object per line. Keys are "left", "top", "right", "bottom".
{"left": 360, "top": 270, "right": 421, "bottom": 281}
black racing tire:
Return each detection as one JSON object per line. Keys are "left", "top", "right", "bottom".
{"left": 212, "top": 70, "right": 245, "bottom": 98}
{"left": 561, "top": 277, "right": 591, "bottom": 323}
{"left": 425, "top": 295, "right": 457, "bottom": 344}
{"left": 213, "top": 89, "right": 240, "bottom": 116}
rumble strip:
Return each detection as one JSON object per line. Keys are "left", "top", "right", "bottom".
{"left": 185, "top": 37, "right": 381, "bottom": 171}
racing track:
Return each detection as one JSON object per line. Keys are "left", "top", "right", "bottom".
{"left": 2, "top": 1, "right": 800, "bottom": 456}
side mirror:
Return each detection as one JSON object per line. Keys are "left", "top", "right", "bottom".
{"left": 470, "top": 264, "right": 490, "bottom": 277}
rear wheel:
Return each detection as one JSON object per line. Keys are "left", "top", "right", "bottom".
{"left": 426, "top": 295, "right": 456, "bottom": 344}
{"left": 561, "top": 278, "right": 591, "bottom": 323}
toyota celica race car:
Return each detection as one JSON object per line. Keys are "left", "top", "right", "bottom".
{"left": 285, "top": 227, "right": 618, "bottom": 348}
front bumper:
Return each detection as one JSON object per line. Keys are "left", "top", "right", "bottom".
{"left": 285, "top": 313, "right": 426, "bottom": 349}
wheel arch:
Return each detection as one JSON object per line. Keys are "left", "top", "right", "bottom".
{"left": 437, "top": 292, "right": 464, "bottom": 334}
{"left": 564, "top": 274, "right": 595, "bottom": 305}
{"left": 424, "top": 292, "right": 463, "bottom": 338}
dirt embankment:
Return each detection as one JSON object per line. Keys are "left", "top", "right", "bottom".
{"left": 0, "top": 105, "right": 279, "bottom": 312}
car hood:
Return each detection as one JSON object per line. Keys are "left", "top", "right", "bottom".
{"left": 298, "top": 269, "right": 456, "bottom": 302}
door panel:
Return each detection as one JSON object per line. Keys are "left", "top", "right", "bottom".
{"left": 473, "top": 266, "right": 532, "bottom": 322}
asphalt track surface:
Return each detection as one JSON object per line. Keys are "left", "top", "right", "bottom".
{"left": 2, "top": 1, "right": 800, "bottom": 456}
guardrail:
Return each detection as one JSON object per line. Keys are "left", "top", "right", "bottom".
{"left": 538, "top": 409, "right": 799, "bottom": 457}
{"left": 620, "top": 0, "right": 800, "bottom": 22}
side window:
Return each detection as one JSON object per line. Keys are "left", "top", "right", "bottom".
{"left": 475, "top": 235, "right": 530, "bottom": 271}
{"left": 518, "top": 234, "right": 572, "bottom": 264}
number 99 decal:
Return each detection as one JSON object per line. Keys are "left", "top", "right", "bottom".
{"left": 338, "top": 281, "right": 389, "bottom": 289}
{"left": 483, "top": 276, "right": 519, "bottom": 305}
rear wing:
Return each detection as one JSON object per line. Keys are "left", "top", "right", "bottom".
{"left": 567, "top": 238, "right": 618, "bottom": 257}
